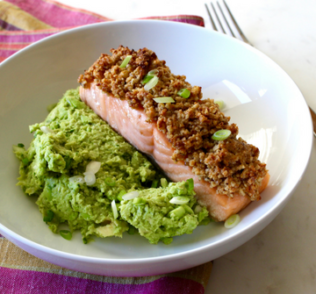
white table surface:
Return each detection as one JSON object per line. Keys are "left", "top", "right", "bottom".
{"left": 58, "top": 0, "right": 316, "bottom": 292}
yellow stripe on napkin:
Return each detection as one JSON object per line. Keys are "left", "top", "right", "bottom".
{"left": 0, "top": 1, "right": 52, "bottom": 30}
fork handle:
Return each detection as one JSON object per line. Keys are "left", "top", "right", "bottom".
{"left": 309, "top": 107, "right": 316, "bottom": 137}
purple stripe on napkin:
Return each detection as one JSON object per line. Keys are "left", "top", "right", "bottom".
{"left": 0, "top": 267, "right": 205, "bottom": 294}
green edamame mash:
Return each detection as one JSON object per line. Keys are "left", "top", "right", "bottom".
{"left": 13, "top": 89, "right": 209, "bottom": 244}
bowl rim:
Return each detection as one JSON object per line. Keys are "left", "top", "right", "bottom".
{"left": 0, "top": 19, "right": 313, "bottom": 264}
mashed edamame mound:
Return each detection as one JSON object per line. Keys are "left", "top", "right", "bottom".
{"left": 13, "top": 89, "right": 209, "bottom": 244}
{"left": 120, "top": 181, "right": 208, "bottom": 244}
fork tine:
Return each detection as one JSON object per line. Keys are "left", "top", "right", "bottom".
{"left": 210, "top": 2, "right": 226, "bottom": 33}
{"left": 216, "top": 1, "right": 236, "bottom": 38}
{"left": 223, "top": 0, "right": 252, "bottom": 45}
{"left": 204, "top": 3, "right": 217, "bottom": 31}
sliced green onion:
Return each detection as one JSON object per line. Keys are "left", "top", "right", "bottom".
{"left": 84, "top": 172, "right": 96, "bottom": 186}
{"left": 185, "top": 178, "right": 194, "bottom": 192}
{"left": 85, "top": 161, "right": 101, "bottom": 174}
{"left": 17, "top": 143, "right": 24, "bottom": 148}
{"left": 170, "top": 206, "right": 186, "bottom": 219}
{"left": 148, "top": 69, "right": 158, "bottom": 76}
{"left": 182, "top": 204, "right": 194, "bottom": 214}
{"left": 117, "top": 190, "right": 127, "bottom": 201}
{"left": 153, "top": 97, "right": 175, "bottom": 103}
{"left": 224, "top": 214, "right": 240, "bottom": 229}
{"left": 215, "top": 100, "right": 225, "bottom": 110}
{"left": 170, "top": 196, "right": 190, "bottom": 205}
{"left": 111, "top": 200, "right": 118, "bottom": 219}
{"left": 142, "top": 75, "right": 154, "bottom": 85}
{"left": 59, "top": 230, "right": 72, "bottom": 240}
{"left": 69, "top": 175, "right": 85, "bottom": 184}
{"left": 177, "top": 88, "right": 191, "bottom": 98}
{"left": 144, "top": 75, "right": 159, "bottom": 91}
{"left": 161, "top": 237, "right": 173, "bottom": 245}
{"left": 142, "top": 69, "right": 158, "bottom": 84}
{"left": 120, "top": 55, "right": 132, "bottom": 68}
{"left": 151, "top": 179, "right": 159, "bottom": 188}
{"left": 43, "top": 210, "right": 54, "bottom": 222}
{"left": 160, "top": 178, "right": 168, "bottom": 188}
{"left": 122, "top": 191, "right": 139, "bottom": 201}
{"left": 133, "top": 197, "right": 146, "bottom": 206}
{"left": 105, "top": 177, "right": 116, "bottom": 187}
{"left": 40, "top": 126, "right": 53, "bottom": 134}
{"left": 212, "top": 129, "right": 231, "bottom": 141}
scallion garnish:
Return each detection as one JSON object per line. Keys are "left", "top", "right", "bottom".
{"left": 215, "top": 100, "right": 225, "bottom": 110}
{"left": 120, "top": 55, "right": 132, "bottom": 69}
{"left": 153, "top": 97, "right": 175, "bottom": 103}
{"left": 85, "top": 161, "right": 101, "bottom": 174}
{"left": 59, "top": 230, "right": 72, "bottom": 240}
{"left": 142, "top": 69, "right": 158, "bottom": 84}
{"left": 224, "top": 214, "right": 240, "bottom": 229}
{"left": 177, "top": 88, "right": 191, "bottom": 98}
{"left": 111, "top": 200, "right": 118, "bottom": 219}
{"left": 182, "top": 204, "right": 194, "bottom": 214}
{"left": 148, "top": 69, "right": 158, "bottom": 76}
{"left": 40, "top": 126, "right": 53, "bottom": 134}
{"left": 122, "top": 191, "right": 139, "bottom": 201}
{"left": 212, "top": 129, "right": 231, "bottom": 141}
{"left": 142, "top": 75, "right": 154, "bottom": 85}
{"left": 84, "top": 172, "right": 96, "bottom": 186}
{"left": 17, "top": 143, "right": 24, "bottom": 148}
{"left": 144, "top": 75, "right": 159, "bottom": 91}
{"left": 133, "top": 197, "right": 146, "bottom": 206}
{"left": 170, "top": 196, "right": 190, "bottom": 205}
{"left": 117, "top": 190, "right": 127, "bottom": 201}
{"left": 170, "top": 206, "right": 185, "bottom": 219}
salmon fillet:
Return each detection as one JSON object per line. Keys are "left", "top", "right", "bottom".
{"left": 80, "top": 83, "right": 269, "bottom": 221}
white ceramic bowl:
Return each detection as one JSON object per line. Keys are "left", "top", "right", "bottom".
{"left": 0, "top": 20, "right": 312, "bottom": 276}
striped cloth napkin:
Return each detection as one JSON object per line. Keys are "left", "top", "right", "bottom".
{"left": 0, "top": 1, "right": 213, "bottom": 293}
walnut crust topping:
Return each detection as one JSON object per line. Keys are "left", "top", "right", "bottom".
{"left": 78, "top": 46, "right": 267, "bottom": 200}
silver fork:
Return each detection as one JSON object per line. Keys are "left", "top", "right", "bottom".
{"left": 205, "top": 0, "right": 316, "bottom": 137}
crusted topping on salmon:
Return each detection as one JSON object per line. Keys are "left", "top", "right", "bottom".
{"left": 78, "top": 46, "right": 267, "bottom": 200}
